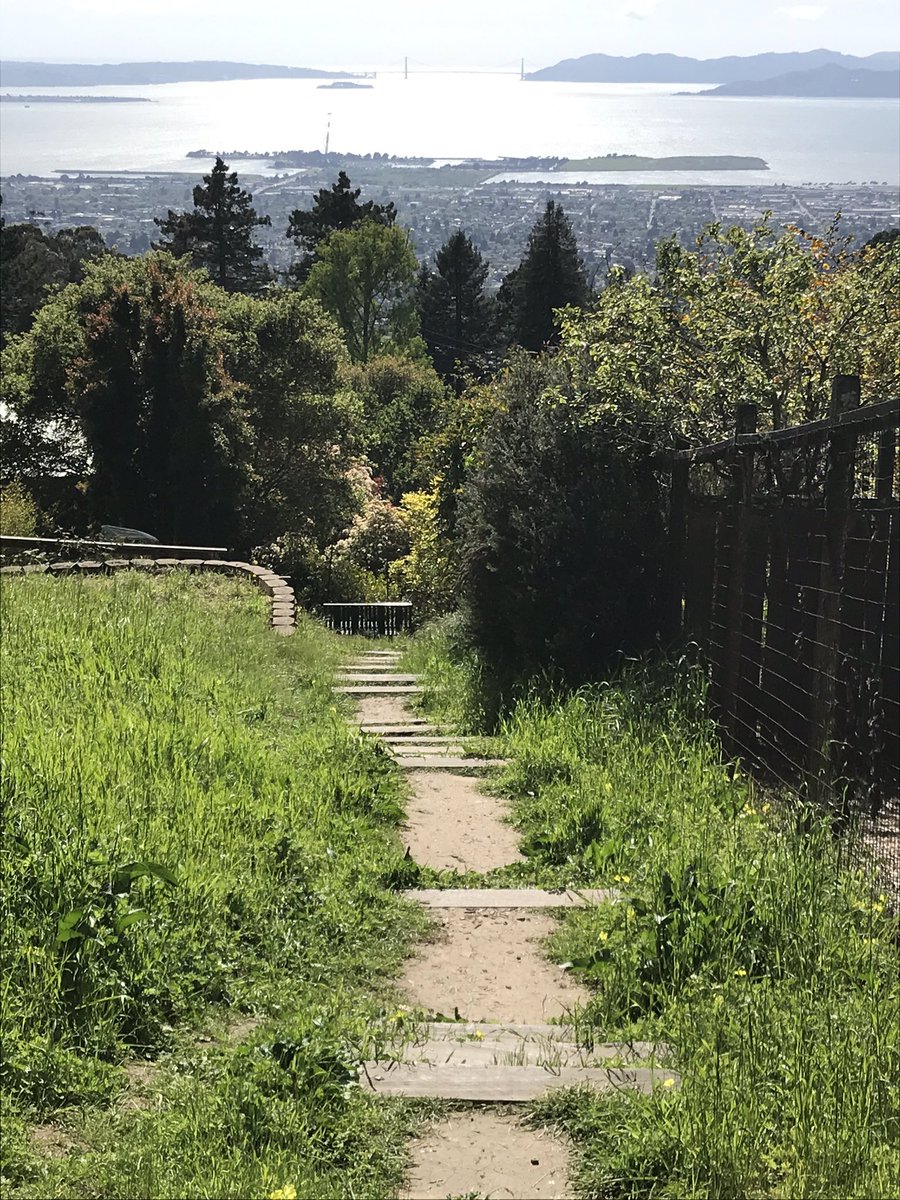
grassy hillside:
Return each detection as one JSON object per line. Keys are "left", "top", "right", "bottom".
{"left": 1, "top": 572, "right": 423, "bottom": 1198}
{"left": 406, "top": 629, "right": 900, "bottom": 1198}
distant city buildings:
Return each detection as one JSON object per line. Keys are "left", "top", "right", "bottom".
{"left": 2, "top": 170, "right": 896, "bottom": 285}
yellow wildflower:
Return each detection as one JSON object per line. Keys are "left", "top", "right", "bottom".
{"left": 613, "top": 874, "right": 631, "bottom": 884}
{"left": 663, "top": 1078, "right": 676, "bottom": 1088}
{"left": 269, "top": 1186, "right": 298, "bottom": 1200}
{"left": 734, "top": 968, "right": 747, "bottom": 977}
{"left": 474, "top": 1030, "right": 485, "bottom": 1040}
{"left": 761, "top": 803, "right": 771, "bottom": 814}
{"left": 599, "top": 930, "right": 609, "bottom": 942}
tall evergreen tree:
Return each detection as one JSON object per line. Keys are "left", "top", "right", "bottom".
{"left": 501, "top": 200, "right": 589, "bottom": 351}
{"left": 417, "top": 229, "right": 496, "bottom": 380}
{"left": 154, "top": 157, "right": 271, "bottom": 294}
{"left": 286, "top": 171, "right": 396, "bottom": 282}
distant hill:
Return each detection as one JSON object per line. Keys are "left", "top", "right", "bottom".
{"left": 699, "top": 65, "right": 900, "bottom": 98}
{"left": 0, "top": 61, "right": 355, "bottom": 86}
{"left": 526, "top": 49, "right": 899, "bottom": 83}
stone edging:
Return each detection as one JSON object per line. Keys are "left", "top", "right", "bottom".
{"left": 0, "top": 558, "right": 296, "bottom": 635}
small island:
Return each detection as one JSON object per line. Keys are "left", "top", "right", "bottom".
{"left": 561, "top": 154, "right": 768, "bottom": 172}
{"left": 1, "top": 93, "right": 153, "bottom": 104}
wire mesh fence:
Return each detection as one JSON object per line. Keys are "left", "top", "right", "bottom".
{"left": 665, "top": 378, "right": 900, "bottom": 891}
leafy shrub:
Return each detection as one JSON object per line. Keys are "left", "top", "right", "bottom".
{"left": 458, "top": 353, "right": 665, "bottom": 713}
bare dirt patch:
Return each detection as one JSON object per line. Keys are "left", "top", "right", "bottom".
{"left": 403, "top": 1110, "right": 572, "bottom": 1200}
{"left": 30, "top": 1124, "right": 80, "bottom": 1159}
{"left": 401, "top": 909, "right": 588, "bottom": 1024}
{"left": 403, "top": 770, "right": 522, "bottom": 872}
{"left": 118, "top": 1061, "right": 160, "bottom": 1111}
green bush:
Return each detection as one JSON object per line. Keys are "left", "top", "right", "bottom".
{"left": 458, "top": 353, "right": 665, "bottom": 714}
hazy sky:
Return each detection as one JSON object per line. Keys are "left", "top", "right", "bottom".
{"left": 1, "top": 0, "right": 898, "bottom": 69}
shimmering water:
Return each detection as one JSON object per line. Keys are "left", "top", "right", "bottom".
{"left": 1, "top": 75, "right": 898, "bottom": 185}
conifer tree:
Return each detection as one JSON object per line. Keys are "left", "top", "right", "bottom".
{"left": 286, "top": 171, "right": 396, "bottom": 282}
{"left": 502, "top": 200, "right": 589, "bottom": 351}
{"left": 417, "top": 229, "right": 495, "bottom": 379}
{"left": 154, "top": 157, "right": 271, "bottom": 294}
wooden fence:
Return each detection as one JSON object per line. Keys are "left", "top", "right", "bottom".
{"left": 664, "top": 377, "right": 899, "bottom": 825}
{"left": 321, "top": 602, "right": 413, "bottom": 637}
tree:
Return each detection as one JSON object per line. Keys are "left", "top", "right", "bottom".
{"left": 154, "top": 157, "right": 271, "bottom": 294}
{"left": 501, "top": 200, "right": 589, "bottom": 351}
{"left": 1, "top": 253, "right": 362, "bottom": 548}
{"left": 0, "top": 221, "right": 106, "bottom": 344}
{"left": 336, "top": 492, "right": 410, "bottom": 591}
{"left": 345, "top": 355, "right": 447, "bottom": 499}
{"left": 417, "top": 229, "right": 496, "bottom": 380}
{"left": 304, "top": 221, "right": 420, "bottom": 363}
{"left": 286, "top": 171, "right": 396, "bottom": 282}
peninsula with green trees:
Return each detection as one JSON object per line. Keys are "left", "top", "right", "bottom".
{"left": 186, "top": 147, "right": 768, "bottom": 173}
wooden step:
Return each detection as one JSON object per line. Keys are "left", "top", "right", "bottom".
{"left": 384, "top": 729, "right": 460, "bottom": 739}
{"left": 405, "top": 888, "right": 618, "bottom": 909}
{"left": 415, "top": 1022, "right": 662, "bottom": 1060}
{"left": 394, "top": 756, "right": 508, "bottom": 770}
{"left": 396, "top": 1024, "right": 668, "bottom": 1067}
{"left": 336, "top": 673, "right": 420, "bottom": 684}
{"left": 358, "top": 1061, "right": 672, "bottom": 1100}
{"left": 357, "top": 723, "right": 438, "bottom": 735}
{"left": 390, "top": 745, "right": 467, "bottom": 758}
{"left": 334, "top": 685, "right": 424, "bottom": 695}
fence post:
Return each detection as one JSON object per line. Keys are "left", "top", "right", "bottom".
{"left": 807, "top": 374, "right": 860, "bottom": 807}
{"left": 666, "top": 458, "right": 689, "bottom": 643}
{"left": 720, "top": 402, "right": 758, "bottom": 746}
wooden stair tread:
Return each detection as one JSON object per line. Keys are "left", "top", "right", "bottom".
{"left": 359, "top": 1062, "right": 673, "bottom": 1100}
{"left": 334, "top": 685, "right": 424, "bottom": 695}
{"left": 395, "top": 756, "right": 508, "bottom": 769}
{"left": 412, "top": 1023, "right": 667, "bottom": 1061}
{"left": 336, "top": 673, "right": 420, "bottom": 683}
{"left": 405, "top": 888, "right": 618, "bottom": 908}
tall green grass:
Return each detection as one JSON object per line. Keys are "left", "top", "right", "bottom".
{"left": 1, "top": 572, "right": 424, "bottom": 1198}
{"left": 413, "top": 629, "right": 900, "bottom": 1199}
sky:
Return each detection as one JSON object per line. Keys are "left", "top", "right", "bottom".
{"left": 0, "top": 0, "right": 898, "bottom": 69}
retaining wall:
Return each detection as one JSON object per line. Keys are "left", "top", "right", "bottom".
{"left": 0, "top": 558, "right": 296, "bottom": 635}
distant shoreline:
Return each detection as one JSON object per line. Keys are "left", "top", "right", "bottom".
{"left": 1, "top": 93, "right": 153, "bottom": 104}
{"left": 184, "top": 148, "right": 769, "bottom": 173}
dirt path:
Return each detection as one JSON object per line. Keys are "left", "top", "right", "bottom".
{"left": 401, "top": 908, "right": 588, "bottom": 1024}
{"left": 403, "top": 1111, "right": 570, "bottom": 1200}
{"left": 402, "top": 770, "right": 523, "bottom": 872}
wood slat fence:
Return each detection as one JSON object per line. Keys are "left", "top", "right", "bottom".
{"left": 321, "top": 602, "right": 413, "bottom": 637}
{"left": 663, "top": 377, "right": 899, "bottom": 861}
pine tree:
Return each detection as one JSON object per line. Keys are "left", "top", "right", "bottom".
{"left": 417, "top": 229, "right": 495, "bottom": 379}
{"left": 503, "top": 201, "right": 589, "bottom": 351}
{"left": 154, "top": 157, "right": 271, "bottom": 294}
{"left": 286, "top": 171, "right": 396, "bottom": 282}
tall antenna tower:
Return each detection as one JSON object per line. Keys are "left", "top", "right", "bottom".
{"left": 404, "top": 56, "right": 409, "bottom": 80}
{"left": 521, "top": 57, "right": 525, "bottom": 80}
{"left": 324, "top": 113, "right": 331, "bottom": 163}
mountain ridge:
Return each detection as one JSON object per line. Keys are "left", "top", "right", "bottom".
{"left": 527, "top": 49, "right": 899, "bottom": 83}
{"left": 698, "top": 64, "right": 899, "bottom": 97}
{"left": 0, "top": 60, "right": 356, "bottom": 86}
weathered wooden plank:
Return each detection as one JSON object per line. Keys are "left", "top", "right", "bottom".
{"left": 358, "top": 1062, "right": 674, "bottom": 1100}
{"left": 334, "top": 685, "right": 424, "bottom": 695}
{"left": 336, "top": 673, "right": 421, "bottom": 684}
{"left": 356, "top": 723, "right": 437, "bottom": 735}
{"left": 413, "top": 1023, "right": 666, "bottom": 1061}
{"left": 393, "top": 756, "right": 508, "bottom": 770}
{"left": 405, "top": 888, "right": 618, "bottom": 909}
{"left": 392, "top": 1027, "right": 669, "bottom": 1067}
